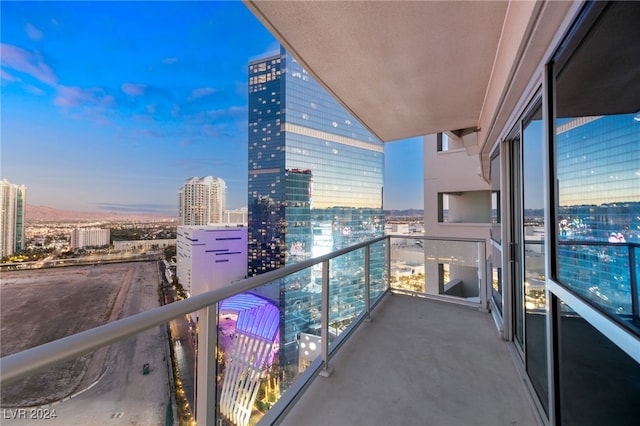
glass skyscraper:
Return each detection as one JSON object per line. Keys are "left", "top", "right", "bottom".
{"left": 247, "top": 47, "right": 385, "bottom": 371}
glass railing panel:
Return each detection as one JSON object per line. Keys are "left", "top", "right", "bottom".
{"left": 557, "top": 242, "right": 634, "bottom": 325}
{"left": 217, "top": 265, "right": 322, "bottom": 426}
{"left": 390, "top": 237, "right": 483, "bottom": 303}
{"left": 369, "top": 239, "right": 388, "bottom": 306}
{"left": 1, "top": 239, "right": 391, "bottom": 426}
{"left": 390, "top": 236, "right": 426, "bottom": 293}
{"left": 328, "top": 247, "right": 366, "bottom": 342}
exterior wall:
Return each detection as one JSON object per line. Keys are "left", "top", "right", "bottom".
{"left": 176, "top": 226, "right": 247, "bottom": 296}
{"left": 423, "top": 133, "right": 491, "bottom": 241}
{"left": 478, "top": 0, "right": 579, "bottom": 171}
{"left": 0, "top": 179, "right": 26, "bottom": 257}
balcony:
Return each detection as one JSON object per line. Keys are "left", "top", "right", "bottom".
{"left": 278, "top": 295, "right": 537, "bottom": 426}
{"left": 1, "top": 236, "right": 541, "bottom": 426}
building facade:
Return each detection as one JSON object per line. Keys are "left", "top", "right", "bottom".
{"left": 69, "top": 228, "right": 110, "bottom": 250}
{"left": 178, "top": 176, "right": 227, "bottom": 226}
{"left": 247, "top": 46, "right": 385, "bottom": 372}
{"left": 176, "top": 225, "right": 247, "bottom": 296}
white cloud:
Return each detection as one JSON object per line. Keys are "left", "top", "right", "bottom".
{"left": 24, "top": 85, "right": 45, "bottom": 95}
{"left": 25, "top": 23, "right": 43, "bottom": 41}
{"left": 1, "top": 69, "right": 21, "bottom": 82}
{"left": 121, "top": 82, "right": 146, "bottom": 96}
{"left": 0, "top": 43, "right": 57, "bottom": 85}
{"left": 189, "top": 87, "right": 215, "bottom": 99}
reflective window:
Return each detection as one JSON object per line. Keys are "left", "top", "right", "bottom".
{"left": 553, "top": 2, "right": 640, "bottom": 330}
{"left": 522, "top": 104, "right": 548, "bottom": 414}
{"left": 489, "top": 148, "right": 503, "bottom": 313}
{"left": 490, "top": 149, "right": 501, "bottom": 243}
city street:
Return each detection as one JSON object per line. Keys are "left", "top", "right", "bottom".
{"left": 160, "top": 261, "right": 196, "bottom": 414}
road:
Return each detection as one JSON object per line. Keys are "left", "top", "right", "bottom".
{"left": 160, "top": 261, "right": 196, "bottom": 415}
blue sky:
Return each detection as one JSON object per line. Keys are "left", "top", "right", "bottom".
{"left": 1, "top": 1, "right": 423, "bottom": 215}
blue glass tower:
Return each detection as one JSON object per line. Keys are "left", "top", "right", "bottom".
{"left": 247, "top": 47, "right": 385, "bottom": 371}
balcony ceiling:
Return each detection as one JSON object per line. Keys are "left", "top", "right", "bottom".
{"left": 245, "top": 0, "right": 510, "bottom": 142}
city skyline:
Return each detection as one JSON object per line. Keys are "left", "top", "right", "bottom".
{"left": 1, "top": 1, "right": 423, "bottom": 216}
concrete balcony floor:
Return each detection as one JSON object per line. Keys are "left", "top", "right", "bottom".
{"left": 282, "top": 294, "right": 541, "bottom": 426}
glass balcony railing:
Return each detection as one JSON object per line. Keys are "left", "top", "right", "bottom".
{"left": 1, "top": 235, "right": 484, "bottom": 426}
{"left": 389, "top": 236, "right": 487, "bottom": 307}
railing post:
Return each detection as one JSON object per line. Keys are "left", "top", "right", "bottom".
{"left": 479, "top": 241, "right": 489, "bottom": 312}
{"left": 386, "top": 236, "right": 392, "bottom": 293}
{"left": 319, "top": 259, "right": 333, "bottom": 377}
{"left": 365, "top": 244, "right": 372, "bottom": 321}
{"left": 629, "top": 245, "right": 639, "bottom": 321}
{"left": 196, "top": 304, "right": 218, "bottom": 425}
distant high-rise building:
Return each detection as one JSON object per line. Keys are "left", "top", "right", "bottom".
{"left": 0, "top": 179, "right": 26, "bottom": 258}
{"left": 247, "top": 47, "right": 385, "bottom": 371}
{"left": 70, "top": 228, "right": 110, "bottom": 249}
{"left": 178, "top": 176, "right": 227, "bottom": 225}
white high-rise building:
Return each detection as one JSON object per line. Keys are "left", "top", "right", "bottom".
{"left": 70, "top": 228, "right": 110, "bottom": 249}
{"left": 178, "top": 176, "right": 227, "bottom": 225}
{"left": 0, "top": 179, "right": 26, "bottom": 258}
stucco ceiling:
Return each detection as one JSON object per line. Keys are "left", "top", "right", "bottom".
{"left": 245, "top": 0, "right": 509, "bottom": 142}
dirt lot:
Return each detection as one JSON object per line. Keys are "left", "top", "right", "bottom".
{"left": 0, "top": 262, "right": 162, "bottom": 407}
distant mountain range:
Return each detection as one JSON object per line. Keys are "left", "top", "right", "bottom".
{"left": 25, "top": 205, "right": 421, "bottom": 223}
{"left": 25, "top": 205, "right": 176, "bottom": 223}
{"left": 384, "top": 209, "right": 424, "bottom": 217}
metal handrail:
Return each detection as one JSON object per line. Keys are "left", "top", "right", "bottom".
{"left": 0, "top": 232, "right": 494, "bottom": 426}
{"left": 0, "top": 235, "right": 386, "bottom": 385}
